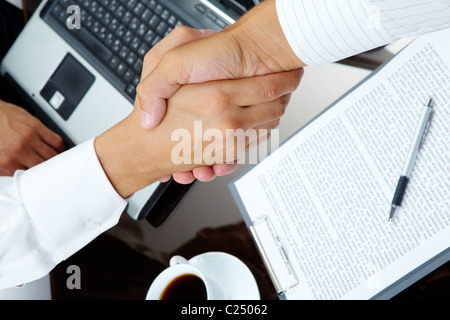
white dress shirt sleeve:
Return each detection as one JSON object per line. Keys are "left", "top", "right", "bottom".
{"left": 0, "top": 138, "right": 127, "bottom": 289}
{"left": 276, "top": 0, "right": 450, "bottom": 66}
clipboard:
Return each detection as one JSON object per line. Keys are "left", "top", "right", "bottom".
{"left": 249, "top": 215, "right": 298, "bottom": 296}
{"left": 228, "top": 48, "right": 398, "bottom": 300}
{"left": 229, "top": 29, "right": 450, "bottom": 299}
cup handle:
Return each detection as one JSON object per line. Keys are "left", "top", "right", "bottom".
{"left": 169, "top": 255, "right": 189, "bottom": 266}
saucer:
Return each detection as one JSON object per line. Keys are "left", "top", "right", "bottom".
{"left": 188, "top": 252, "right": 260, "bottom": 300}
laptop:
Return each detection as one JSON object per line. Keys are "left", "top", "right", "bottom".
{"left": 0, "top": 0, "right": 258, "bottom": 226}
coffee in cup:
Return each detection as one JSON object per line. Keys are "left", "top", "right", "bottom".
{"left": 159, "top": 273, "right": 207, "bottom": 300}
{"left": 146, "top": 255, "right": 222, "bottom": 300}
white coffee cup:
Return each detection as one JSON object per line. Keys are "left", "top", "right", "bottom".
{"left": 146, "top": 255, "right": 223, "bottom": 300}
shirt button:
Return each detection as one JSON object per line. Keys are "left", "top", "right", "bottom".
{"left": 86, "top": 218, "right": 102, "bottom": 230}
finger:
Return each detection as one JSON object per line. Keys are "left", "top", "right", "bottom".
{"left": 172, "top": 171, "right": 196, "bottom": 184}
{"left": 138, "top": 27, "right": 215, "bottom": 129}
{"left": 212, "top": 162, "right": 238, "bottom": 177}
{"left": 224, "top": 68, "right": 303, "bottom": 107}
{"left": 192, "top": 167, "right": 216, "bottom": 182}
{"left": 253, "top": 119, "right": 281, "bottom": 132}
{"left": 159, "top": 174, "right": 172, "bottom": 183}
{"left": 247, "top": 119, "right": 279, "bottom": 148}
{"left": 33, "top": 142, "right": 59, "bottom": 161}
{"left": 248, "top": 120, "right": 278, "bottom": 149}
{"left": 231, "top": 119, "right": 278, "bottom": 163}
{"left": 16, "top": 128, "right": 61, "bottom": 168}
{"left": 0, "top": 164, "right": 26, "bottom": 176}
{"left": 27, "top": 130, "right": 65, "bottom": 160}
{"left": 32, "top": 119, "right": 65, "bottom": 153}
{"left": 25, "top": 126, "right": 61, "bottom": 161}
{"left": 245, "top": 132, "right": 272, "bottom": 158}
{"left": 0, "top": 153, "right": 28, "bottom": 176}
{"left": 17, "top": 147, "right": 46, "bottom": 169}
{"left": 238, "top": 93, "right": 292, "bottom": 129}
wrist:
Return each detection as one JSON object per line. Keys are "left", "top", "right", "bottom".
{"left": 224, "top": 0, "right": 304, "bottom": 74}
{"left": 94, "top": 114, "right": 163, "bottom": 199}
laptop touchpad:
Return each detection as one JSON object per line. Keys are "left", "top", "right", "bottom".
{"left": 41, "top": 53, "right": 95, "bottom": 120}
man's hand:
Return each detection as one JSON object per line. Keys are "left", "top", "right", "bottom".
{"left": 95, "top": 68, "right": 302, "bottom": 198}
{"left": 136, "top": 0, "right": 304, "bottom": 183}
{"left": 138, "top": 26, "right": 224, "bottom": 184}
{"left": 137, "top": 0, "right": 304, "bottom": 130}
{"left": 95, "top": 30, "right": 303, "bottom": 198}
{"left": 0, "top": 101, "right": 65, "bottom": 176}
{"left": 137, "top": 24, "right": 301, "bottom": 184}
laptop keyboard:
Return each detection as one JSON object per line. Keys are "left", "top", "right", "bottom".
{"left": 49, "top": 0, "right": 185, "bottom": 101}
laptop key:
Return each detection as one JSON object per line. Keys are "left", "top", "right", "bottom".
{"left": 109, "top": 18, "right": 119, "bottom": 32}
{"left": 109, "top": 56, "right": 119, "bottom": 69}
{"left": 126, "top": 52, "right": 137, "bottom": 66}
{"left": 164, "top": 26, "right": 173, "bottom": 37}
{"left": 118, "top": 46, "right": 130, "bottom": 60}
{"left": 141, "top": 8, "right": 152, "bottom": 21}
{"left": 122, "top": 11, "right": 133, "bottom": 24}
{"left": 148, "top": 0, "right": 157, "bottom": 10}
{"left": 133, "top": 59, "right": 143, "bottom": 73}
{"left": 136, "top": 24, "right": 148, "bottom": 38}
{"left": 161, "top": 9, "right": 170, "bottom": 21}
{"left": 116, "top": 62, "right": 126, "bottom": 75}
{"left": 105, "top": 33, "right": 115, "bottom": 47}
{"left": 133, "top": 3, "right": 145, "bottom": 16}
{"left": 129, "top": 17, "right": 140, "bottom": 31}
{"left": 154, "top": 4, "right": 163, "bottom": 15}
{"left": 112, "top": 39, "right": 122, "bottom": 53}
{"left": 116, "top": 25, "right": 126, "bottom": 39}
{"left": 125, "top": 84, "right": 136, "bottom": 98}
{"left": 156, "top": 21, "right": 168, "bottom": 36}
{"left": 143, "top": 30, "right": 155, "bottom": 44}
{"left": 123, "top": 30, "right": 134, "bottom": 44}
{"left": 149, "top": 15, "right": 160, "bottom": 29}
{"left": 78, "top": 28, "right": 113, "bottom": 62}
{"left": 137, "top": 43, "right": 149, "bottom": 58}
{"left": 130, "top": 37, "right": 141, "bottom": 51}
{"left": 115, "top": 5, "right": 125, "bottom": 19}
{"left": 151, "top": 35, "right": 161, "bottom": 47}
{"left": 132, "top": 75, "right": 140, "bottom": 86}
{"left": 123, "top": 69, "right": 133, "bottom": 82}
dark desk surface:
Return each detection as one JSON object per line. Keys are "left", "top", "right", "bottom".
{"left": 50, "top": 217, "right": 278, "bottom": 300}
{"left": 50, "top": 214, "right": 450, "bottom": 300}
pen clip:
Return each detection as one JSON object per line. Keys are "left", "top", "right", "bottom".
{"left": 420, "top": 111, "right": 433, "bottom": 147}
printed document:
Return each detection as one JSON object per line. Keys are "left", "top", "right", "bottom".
{"left": 232, "top": 29, "right": 450, "bottom": 299}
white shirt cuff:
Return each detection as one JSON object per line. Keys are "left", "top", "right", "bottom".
{"left": 18, "top": 138, "right": 127, "bottom": 261}
{"left": 276, "top": 0, "right": 395, "bottom": 66}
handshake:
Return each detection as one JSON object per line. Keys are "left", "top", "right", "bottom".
{"left": 95, "top": 0, "right": 305, "bottom": 199}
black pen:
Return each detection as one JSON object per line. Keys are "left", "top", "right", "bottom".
{"left": 389, "top": 98, "right": 434, "bottom": 222}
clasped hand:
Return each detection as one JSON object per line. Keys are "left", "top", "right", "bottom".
{"left": 135, "top": 0, "right": 304, "bottom": 184}
{"left": 95, "top": 26, "right": 303, "bottom": 198}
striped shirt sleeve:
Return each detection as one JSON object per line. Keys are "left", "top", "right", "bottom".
{"left": 276, "top": 0, "right": 450, "bottom": 66}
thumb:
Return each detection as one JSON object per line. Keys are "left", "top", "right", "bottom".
{"left": 137, "top": 27, "right": 215, "bottom": 129}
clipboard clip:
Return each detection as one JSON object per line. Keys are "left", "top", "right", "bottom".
{"left": 249, "top": 216, "right": 298, "bottom": 296}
